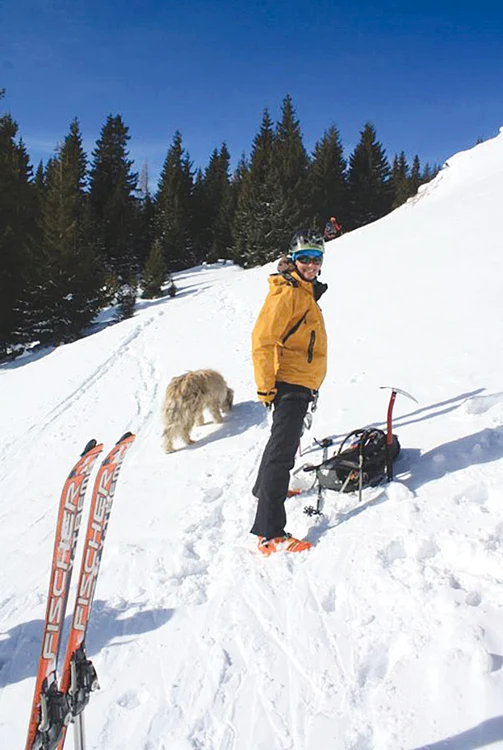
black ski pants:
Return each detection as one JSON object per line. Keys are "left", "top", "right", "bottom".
{"left": 250, "top": 382, "right": 312, "bottom": 539}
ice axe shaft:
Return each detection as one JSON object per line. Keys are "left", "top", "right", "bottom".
{"left": 379, "top": 386, "right": 418, "bottom": 481}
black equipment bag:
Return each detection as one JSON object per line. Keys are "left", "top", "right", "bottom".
{"left": 316, "top": 428, "right": 400, "bottom": 492}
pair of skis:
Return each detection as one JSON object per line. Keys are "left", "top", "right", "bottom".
{"left": 25, "top": 432, "right": 136, "bottom": 750}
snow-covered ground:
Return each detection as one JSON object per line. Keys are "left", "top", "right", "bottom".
{"left": 1, "top": 128, "right": 503, "bottom": 750}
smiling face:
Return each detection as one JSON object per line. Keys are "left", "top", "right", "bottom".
{"left": 293, "top": 253, "right": 323, "bottom": 281}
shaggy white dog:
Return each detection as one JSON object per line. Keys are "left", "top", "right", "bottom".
{"left": 162, "top": 369, "right": 234, "bottom": 452}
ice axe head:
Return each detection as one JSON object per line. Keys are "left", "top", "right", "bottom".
{"left": 379, "top": 386, "right": 418, "bottom": 404}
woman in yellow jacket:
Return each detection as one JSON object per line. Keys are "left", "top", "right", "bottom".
{"left": 251, "top": 230, "right": 328, "bottom": 556}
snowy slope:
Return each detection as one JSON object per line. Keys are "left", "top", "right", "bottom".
{"left": 1, "top": 129, "right": 503, "bottom": 750}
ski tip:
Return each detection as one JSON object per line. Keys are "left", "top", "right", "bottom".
{"left": 81, "top": 439, "right": 98, "bottom": 456}
{"left": 117, "top": 431, "right": 135, "bottom": 443}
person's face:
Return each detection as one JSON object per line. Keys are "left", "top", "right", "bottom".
{"left": 294, "top": 254, "right": 323, "bottom": 281}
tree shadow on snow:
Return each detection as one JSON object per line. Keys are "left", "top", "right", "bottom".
{"left": 398, "top": 426, "right": 503, "bottom": 493}
{"left": 409, "top": 714, "right": 503, "bottom": 749}
{"left": 0, "top": 286, "right": 200, "bottom": 372}
{"left": 0, "top": 344, "right": 57, "bottom": 371}
{"left": 0, "top": 600, "right": 173, "bottom": 689}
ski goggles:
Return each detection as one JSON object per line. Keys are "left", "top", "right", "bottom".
{"left": 293, "top": 252, "right": 323, "bottom": 266}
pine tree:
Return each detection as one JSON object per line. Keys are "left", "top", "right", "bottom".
{"left": 232, "top": 109, "right": 280, "bottom": 266}
{"left": 309, "top": 125, "right": 347, "bottom": 231}
{"left": 142, "top": 238, "right": 167, "bottom": 298}
{"left": 347, "top": 122, "right": 393, "bottom": 229}
{"left": 198, "top": 143, "right": 233, "bottom": 262}
{"left": 0, "top": 113, "right": 37, "bottom": 357}
{"left": 154, "top": 131, "right": 195, "bottom": 270}
{"left": 191, "top": 167, "right": 206, "bottom": 261}
{"left": 136, "top": 161, "right": 156, "bottom": 268}
{"left": 421, "top": 161, "right": 440, "bottom": 185}
{"left": 34, "top": 160, "right": 45, "bottom": 191}
{"left": 226, "top": 155, "right": 248, "bottom": 263}
{"left": 89, "top": 115, "right": 139, "bottom": 284}
{"left": 409, "top": 154, "right": 422, "bottom": 195}
{"left": 33, "top": 160, "right": 46, "bottom": 227}
{"left": 273, "top": 94, "right": 310, "bottom": 240}
{"left": 210, "top": 144, "right": 233, "bottom": 262}
{"left": 35, "top": 119, "right": 103, "bottom": 344}
{"left": 390, "top": 151, "right": 410, "bottom": 208}
{"left": 115, "top": 278, "right": 138, "bottom": 320}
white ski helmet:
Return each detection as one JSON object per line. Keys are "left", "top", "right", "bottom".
{"left": 289, "top": 230, "right": 325, "bottom": 261}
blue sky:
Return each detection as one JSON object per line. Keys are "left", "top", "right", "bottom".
{"left": 1, "top": 0, "right": 502, "bottom": 188}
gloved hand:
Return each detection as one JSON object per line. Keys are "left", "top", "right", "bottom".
{"left": 258, "top": 390, "right": 277, "bottom": 409}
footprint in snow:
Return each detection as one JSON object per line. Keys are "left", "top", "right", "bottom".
{"left": 202, "top": 487, "right": 223, "bottom": 503}
{"left": 465, "top": 590, "right": 482, "bottom": 607}
{"left": 321, "top": 586, "right": 337, "bottom": 613}
{"left": 462, "top": 391, "right": 503, "bottom": 415}
{"left": 448, "top": 574, "right": 463, "bottom": 590}
{"left": 117, "top": 689, "right": 148, "bottom": 709}
{"left": 414, "top": 537, "right": 440, "bottom": 561}
{"left": 357, "top": 644, "right": 390, "bottom": 687}
{"left": 378, "top": 539, "right": 407, "bottom": 566}
{"left": 453, "top": 483, "right": 488, "bottom": 508}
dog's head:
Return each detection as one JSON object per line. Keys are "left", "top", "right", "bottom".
{"left": 223, "top": 387, "right": 234, "bottom": 412}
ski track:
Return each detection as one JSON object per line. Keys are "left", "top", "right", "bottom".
{"left": 0, "top": 309, "right": 163, "bottom": 475}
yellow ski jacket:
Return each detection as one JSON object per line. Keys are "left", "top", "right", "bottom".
{"left": 252, "top": 271, "right": 328, "bottom": 400}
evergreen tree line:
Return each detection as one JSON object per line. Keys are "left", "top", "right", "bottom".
{"left": 0, "top": 90, "right": 439, "bottom": 359}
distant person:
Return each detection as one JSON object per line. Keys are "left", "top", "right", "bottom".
{"left": 250, "top": 230, "right": 328, "bottom": 556}
{"left": 324, "top": 216, "right": 342, "bottom": 241}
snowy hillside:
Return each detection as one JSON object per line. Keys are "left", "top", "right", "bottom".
{"left": 1, "top": 129, "right": 503, "bottom": 750}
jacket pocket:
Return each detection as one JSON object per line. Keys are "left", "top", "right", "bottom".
{"left": 307, "top": 331, "right": 316, "bottom": 363}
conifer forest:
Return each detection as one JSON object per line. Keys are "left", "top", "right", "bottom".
{"left": 0, "top": 90, "right": 438, "bottom": 359}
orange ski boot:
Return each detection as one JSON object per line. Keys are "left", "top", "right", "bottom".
{"left": 258, "top": 534, "right": 312, "bottom": 557}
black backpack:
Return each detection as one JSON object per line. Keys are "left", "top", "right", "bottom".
{"left": 300, "top": 386, "right": 415, "bottom": 516}
{"left": 315, "top": 428, "right": 400, "bottom": 493}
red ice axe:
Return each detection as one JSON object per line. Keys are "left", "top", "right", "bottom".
{"left": 379, "top": 386, "right": 418, "bottom": 481}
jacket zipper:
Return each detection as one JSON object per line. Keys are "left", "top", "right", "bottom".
{"left": 307, "top": 331, "right": 316, "bottom": 363}
{"left": 282, "top": 311, "right": 308, "bottom": 345}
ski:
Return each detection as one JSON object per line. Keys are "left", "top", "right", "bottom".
{"left": 56, "top": 431, "right": 136, "bottom": 750}
{"left": 25, "top": 439, "right": 104, "bottom": 750}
